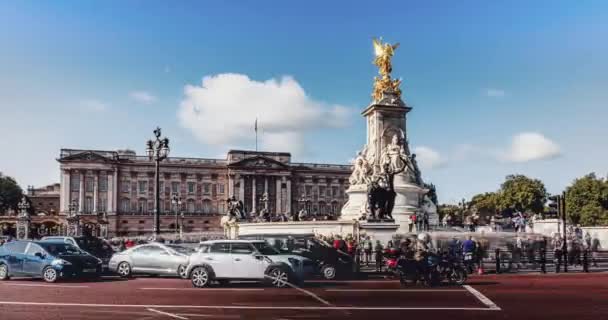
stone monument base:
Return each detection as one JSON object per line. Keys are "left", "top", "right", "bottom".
{"left": 225, "top": 220, "right": 401, "bottom": 245}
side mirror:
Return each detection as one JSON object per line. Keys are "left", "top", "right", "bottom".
{"left": 34, "top": 252, "right": 45, "bottom": 259}
{"left": 253, "top": 254, "right": 264, "bottom": 260}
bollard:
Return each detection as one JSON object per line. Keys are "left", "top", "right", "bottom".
{"left": 583, "top": 249, "right": 589, "bottom": 273}
{"left": 495, "top": 248, "right": 501, "bottom": 274}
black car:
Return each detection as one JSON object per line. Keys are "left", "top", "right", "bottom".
{"left": 239, "top": 233, "right": 354, "bottom": 280}
{"left": 41, "top": 236, "right": 115, "bottom": 271}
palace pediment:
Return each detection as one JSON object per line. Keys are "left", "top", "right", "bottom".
{"left": 59, "top": 151, "right": 115, "bottom": 163}
{"left": 228, "top": 156, "right": 288, "bottom": 170}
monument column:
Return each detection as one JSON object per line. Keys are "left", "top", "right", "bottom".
{"left": 251, "top": 176, "right": 257, "bottom": 213}
{"left": 78, "top": 171, "right": 85, "bottom": 213}
{"left": 275, "top": 178, "right": 282, "bottom": 213}
{"left": 93, "top": 171, "right": 99, "bottom": 213}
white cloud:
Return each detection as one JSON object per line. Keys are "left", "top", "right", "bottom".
{"left": 502, "top": 132, "right": 561, "bottom": 163}
{"left": 413, "top": 146, "right": 444, "bottom": 170}
{"left": 485, "top": 88, "right": 505, "bottom": 97}
{"left": 129, "top": 91, "right": 157, "bottom": 104}
{"left": 80, "top": 99, "right": 108, "bottom": 112}
{"left": 178, "top": 73, "right": 350, "bottom": 156}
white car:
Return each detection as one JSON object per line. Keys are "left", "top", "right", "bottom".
{"left": 186, "top": 240, "right": 315, "bottom": 288}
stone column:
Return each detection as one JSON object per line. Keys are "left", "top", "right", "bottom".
{"left": 93, "top": 171, "right": 99, "bottom": 213}
{"left": 275, "top": 178, "right": 282, "bottom": 213}
{"left": 264, "top": 177, "right": 268, "bottom": 194}
{"left": 60, "top": 169, "right": 71, "bottom": 214}
{"left": 239, "top": 176, "right": 245, "bottom": 201}
{"left": 228, "top": 174, "right": 234, "bottom": 198}
{"left": 112, "top": 169, "right": 119, "bottom": 214}
{"left": 78, "top": 171, "right": 85, "bottom": 213}
{"left": 286, "top": 179, "right": 292, "bottom": 215}
{"left": 251, "top": 176, "right": 257, "bottom": 213}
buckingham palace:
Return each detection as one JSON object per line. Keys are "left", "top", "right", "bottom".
{"left": 47, "top": 148, "right": 351, "bottom": 238}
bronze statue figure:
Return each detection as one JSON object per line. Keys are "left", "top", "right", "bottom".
{"left": 367, "top": 154, "right": 407, "bottom": 220}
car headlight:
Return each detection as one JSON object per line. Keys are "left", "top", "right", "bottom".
{"left": 288, "top": 258, "right": 301, "bottom": 267}
{"left": 51, "top": 259, "right": 72, "bottom": 266}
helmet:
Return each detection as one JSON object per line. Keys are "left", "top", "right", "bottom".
{"left": 417, "top": 233, "right": 429, "bottom": 242}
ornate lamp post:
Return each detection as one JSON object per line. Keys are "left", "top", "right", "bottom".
{"left": 66, "top": 199, "right": 79, "bottom": 236}
{"left": 146, "top": 127, "right": 170, "bottom": 240}
{"left": 16, "top": 196, "right": 31, "bottom": 240}
{"left": 171, "top": 193, "right": 182, "bottom": 238}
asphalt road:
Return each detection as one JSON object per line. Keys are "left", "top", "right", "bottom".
{"left": 0, "top": 273, "right": 607, "bottom": 320}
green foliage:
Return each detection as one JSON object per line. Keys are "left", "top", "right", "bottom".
{"left": 498, "top": 174, "right": 547, "bottom": 214}
{"left": 0, "top": 172, "right": 23, "bottom": 213}
{"left": 438, "top": 204, "right": 461, "bottom": 224}
{"left": 470, "top": 192, "right": 499, "bottom": 222}
{"left": 565, "top": 173, "right": 608, "bottom": 226}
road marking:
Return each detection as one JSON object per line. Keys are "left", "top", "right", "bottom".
{"left": 147, "top": 308, "right": 189, "bottom": 319}
{"left": 2, "top": 283, "right": 89, "bottom": 288}
{"left": 177, "top": 314, "right": 240, "bottom": 318}
{"left": 263, "top": 275, "right": 332, "bottom": 307}
{"left": 140, "top": 287, "right": 264, "bottom": 291}
{"left": 0, "top": 301, "right": 500, "bottom": 311}
{"left": 325, "top": 289, "right": 466, "bottom": 292}
{"left": 463, "top": 285, "right": 501, "bottom": 310}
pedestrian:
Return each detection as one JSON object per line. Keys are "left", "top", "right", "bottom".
{"left": 363, "top": 236, "right": 373, "bottom": 265}
{"left": 590, "top": 234, "right": 600, "bottom": 267}
{"left": 374, "top": 240, "right": 384, "bottom": 272}
{"left": 409, "top": 214, "right": 416, "bottom": 232}
{"left": 539, "top": 246, "right": 546, "bottom": 274}
{"left": 553, "top": 234, "right": 562, "bottom": 273}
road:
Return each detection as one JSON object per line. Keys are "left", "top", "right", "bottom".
{"left": 0, "top": 273, "right": 607, "bottom": 319}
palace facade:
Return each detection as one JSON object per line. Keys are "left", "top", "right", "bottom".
{"left": 1, "top": 148, "right": 351, "bottom": 239}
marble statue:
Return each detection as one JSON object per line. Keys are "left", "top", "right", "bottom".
{"left": 380, "top": 134, "right": 408, "bottom": 173}
{"left": 349, "top": 145, "right": 373, "bottom": 185}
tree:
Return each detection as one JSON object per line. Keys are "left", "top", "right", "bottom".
{"left": 0, "top": 172, "right": 23, "bottom": 213}
{"left": 565, "top": 173, "right": 608, "bottom": 226}
{"left": 438, "top": 204, "right": 461, "bottom": 224}
{"left": 498, "top": 174, "right": 547, "bottom": 215}
{"left": 470, "top": 192, "right": 499, "bottom": 222}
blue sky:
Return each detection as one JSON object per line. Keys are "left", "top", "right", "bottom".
{"left": 1, "top": 1, "right": 607, "bottom": 203}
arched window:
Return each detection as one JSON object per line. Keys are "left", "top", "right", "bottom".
{"left": 331, "top": 201, "right": 339, "bottom": 216}
{"left": 202, "top": 199, "right": 212, "bottom": 215}
{"left": 187, "top": 199, "right": 195, "bottom": 213}
{"left": 318, "top": 201, "right": 327, "bottom": 215}
{"left": 84, "top": 197, "right": 93, "bottom": 213}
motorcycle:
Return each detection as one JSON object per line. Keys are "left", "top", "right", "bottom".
{"left": 437, "top": 253, "right": 467, "bottom": 285}
{"left": 397, "top": 252, "right": 467, "bottom": 286}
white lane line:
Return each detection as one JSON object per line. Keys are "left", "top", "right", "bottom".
{"left": 177, "top": 314, "right": 240, "bottom": 319}
{"left": 463, "top": 285, "right": 501, "bottom": 311}
{"left": 2, "top": 283, "right": 89, "bottom": 288}
{"left": 325, "top": 289, "right": 465, "bottom": 292}
{"left": 263, "top": 275, "right": 332, "bottom": 307}
{"left": 0, "top": 301, "right": 500, "bottom": 311}
{"left": 140, "top": 288, "right": 264, "bottom": 291}
{"left": 147, "top": 308, "right": 189, "bottom": 319}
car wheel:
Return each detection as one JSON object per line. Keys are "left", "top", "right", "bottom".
{"left": 191, "top": 266, "right": 212, "bottom": 288}
{"left": 42, "top": 267, "right": 58, "bottom": 283}
{"left": 449, "top": 268, "right": 467, "bottom": 285}
{"left": 267, "top": 267, "right": 290, "bottom": 288}
{"left": 117, "top": 262, "right": 132, "bottom": 278}
{"left": 178, "top": 265, "right": 188, "bottom": 279}
{"left": 321, "top": 265, "right": 337, "bottom": 280}
{"left": 0, "top": 263, "right": 9, "bottom": 280}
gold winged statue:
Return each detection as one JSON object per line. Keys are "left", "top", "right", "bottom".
{"left": 372, "top": 38, "right": 402, "bottom": 102}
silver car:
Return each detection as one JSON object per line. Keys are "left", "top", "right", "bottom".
{"left": 109, "top": 242, "right": 194, "bottom": 278}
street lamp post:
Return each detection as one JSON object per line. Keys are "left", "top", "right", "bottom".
{"left": 171, "top": 193, "right": 182, "bottom": 238}
{"left": 146, "top": 127, "right": 170, "bottom": 240}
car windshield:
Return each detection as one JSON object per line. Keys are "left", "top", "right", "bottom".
{"left": 75, "top": 237, "right": 114, "bottom": 257}
{"left": 166, "top": 245, "right": 195, "bottom": 255}
{"left": 39, "top": 243, "right": 84, "bottom": 256}
{"left": 252, "top": 242, "right": 280, "bottom": 255}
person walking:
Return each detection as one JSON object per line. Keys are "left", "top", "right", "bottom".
{"left": 363, "top": 236, "right": 373, "bottom": 265}
{"left": 590, "top": 235, "right": 600, "bottom": 267}
{"left": 374, "top": 240, "right": 384, "bottom": 272}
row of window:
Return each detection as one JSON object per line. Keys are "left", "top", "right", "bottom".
{"left": 70, "top": 175, "right": 108, "bottom": 192}
{"left": 119, "top": 198, "right": 224, "bottom": 214}
{"left": 120, "top": 181, "right": 225, "bottom": 196}
{"left": 301, "top": 185, "right": 345, "bottom": 199}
